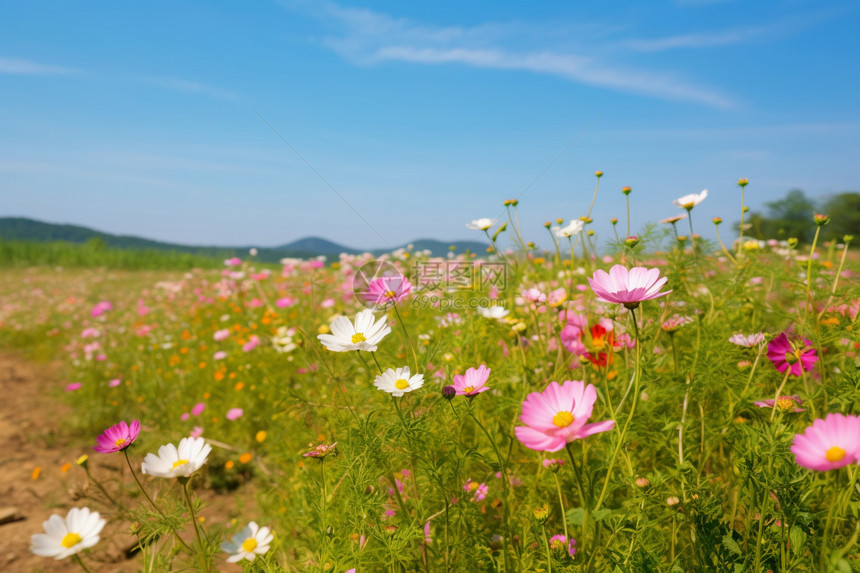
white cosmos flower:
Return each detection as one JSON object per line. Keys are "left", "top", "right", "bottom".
{"left": 466, "top": 218, "right": 496, "bottom": 231}
{"left": 673, "top": 189, "right": 708, "bottom": 210}
{"left": 317, "top": 309, "right": 391, "bottom": 352}
{"left": 552, "top": 220, "right": 584, "bottom": 239}
{"left": 374, "top": 366, "right": 425, "bottom": 397}
{"left": 30, "top": 507, "right": 106, "bottom": 560}
{"left": 141, "top": 437, "right": 212, "bottom": 478}
{"left": 221, "top": 521, "right": 274, "bottom": 563}
{"left": 477, "top": 305, "right": 510, "bottom": 320}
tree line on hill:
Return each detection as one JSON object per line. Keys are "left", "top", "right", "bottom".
{"left": 742, "top": 190, "right": 859, "bottom": 244}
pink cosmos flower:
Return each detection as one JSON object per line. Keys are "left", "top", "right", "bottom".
{"left": 190, "top": 426, "right": 204, "bottom": 438}
{"left": 94, "top": 420, "right": 140, "bottom": 453}
{"left": 242, "top": 335, "right": 260, "bottom": 352}
{"left": 192, "top": 403, "right": 206, "bottom": 416}
{"left": 108, "top": 378, "right": 121, "bottom": 388}
{"left": 767, "top": 332, "right": 818, "bottom": 376}
{"left": 275, "top": 297, "right": 294, "bottom": 308}
{"left": 522, "top": 288, "right": 547, "bottom": 304}
{"left": 451, "top": 364, "right": 491, "bottom": 397}
{"left": 214, "top": 329, "right": 230, "bottom": 341}
{"left": 549, "top": 534, "right": 577, "bottom": 557}
{"left": 791, "top": 413, "right": 860, "bottom": 471}
{"left": 363, "top": 274, "right": 412, "bottom": 305}
{"left": 463, "top": 478, "right": 488, "bottom": 502}
{"left": 90, "top": 301, "right": 113, "bottom": 317}
{"left": 587, "top": 265, "right": 671, "bottom": 309}
{"left": 661, "top": 314, "right": 693, "bottom": 332}
{"left": 224, "top": 257, "right": 242, "bottom": 267}
{"left": 729, "top": 332, "right": 765, "bottom": 347}
{"left": 303, "top": 442, "right": 338, "bottom": 458}
{"left": 65, "top": 382, "right": 82, "bottom": 392}
{"left": 515, "top": 380, "right": 615, "bottom": 452}
{"left": 81, "top": 328, "right": 100, "bottom": 339}
{"left": 213, "top": 351, "right": 227, "bottom": 360}
{"left": 754, "top": 395, "right": 805, "bottom": 413}
{"left": 226, "top": 408, "right": 243, "bottom": 421}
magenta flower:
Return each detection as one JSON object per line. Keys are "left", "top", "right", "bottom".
{"left": 108, "top": 378, "right": 121, "bottom": 388}
{"left": 94, "top": 420, "right": 140, "bottom": 453}
{"left": 363, "top": 274, "right": 412, "bottom": 306}
{"left": 549, "top": 534, "right": 577, "bottom": 557}
{"left": 65, "top": 382, "right": 82, "bottom": 392}
{"left": 791, "top": 413, "right": 860, "bottom": 471}
{"left": 767, "top": 332, "right": 818, "bottom": 376}
{"left": 463, "top": 478, "right": 488, "bottom": 502}
{"left": 515, "top": 380, "right": 615, "bottom": 452}
{"left": 754, "top": 395, "right": 805, "bottom": 413}
{"left": 90, "top": 301, "right": 113, "bottom": 317}
{"left": 587, "top": 265, "right": 671, "bottom": 309}
{"left": 192, "top": 402, "right": 206, "bottom": 416}
{"left": 303, "top": 442, "right": 337, "bottom": 458}
{"left": 451, "top": 364, "right": 491, "bottom": 397}
{"left": 226, "top": 408, "right": 244, "bottom": 421}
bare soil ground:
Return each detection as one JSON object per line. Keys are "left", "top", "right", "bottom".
{"left": 0, "top": 352, "right": 256, "bottom": 572}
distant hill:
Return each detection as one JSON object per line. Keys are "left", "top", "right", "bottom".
{"left": 0, "top": 217, "right": 487, "bottom": 260}
{"left": 277, "top": 236, "right": 358, "bottom": 255}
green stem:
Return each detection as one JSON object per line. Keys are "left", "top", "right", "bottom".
{"left": 392, "top": 303, "right": 419, "bottom": 372}
{"left": 72, "top": 554, "right": 93, "bottom": 573}
{"left": 83, "top": 464, "right": 118, "bottom": 506}
{"left": 554, "top": 473, "right": 569, "bottom": 540}
{"left": 182, "top": 479, "right": 210, "bottom": 573}
{"left": 469, "top": 411, "right": 514, "bottom": 572}
{"left": 769, "top": 370, "right": 793, "bottom": 421}
{"left": 564, "top": 443, "right": 589, "bottom": 558}
{"left": 806, "top": 225, "right": 822, "bottom": 311}
{"left": 542, "top": 526, "right": 553, "bottom": 573}
{"left": 594, "top": 307, "right": 641, "bottom": 513}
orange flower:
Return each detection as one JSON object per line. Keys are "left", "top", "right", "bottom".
{"left": 239, "top": 453, "right": 253, "bottom": 464}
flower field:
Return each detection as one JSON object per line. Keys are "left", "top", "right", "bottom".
{"left": 2, "top": 187, "right": 859, "bottom": 572}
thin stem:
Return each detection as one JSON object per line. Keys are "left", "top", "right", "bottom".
{"left": 370, "top": 352, "right": 384, "bottom": 375}
{"left": 83, "top": 464, "right": 118, "bottom": 506}
{"left": 469, "top": 410, "right": 514, "bottom": 572}
{"left": 182, "top": 480, "right": 210, "bottom": 573}
{"left": 805, "top": 225, "right": 822, "bottom": 312}
{"left": 564, "top": 443, "right": 589, "bottom": 558}
{"left": 122, "top": 450, "right": 192, "bottom": 552}
{"left": 542, "top": 526, "right": 553, "bottom": 573}
{"left": 738, "top": 186, "right": 746, "bottom": 256}
{"left": 769, "top": 370, "right": 793, "bottom": 422}
{"left": 594, "top": 307, "right": 641, "bottom": 513}
{"left": 392, "top": 303, "right": 419, "bottom": 371}
{"left": 817, "top": 238, "right": 852, "bottom": 322}
{"left": 625, "top": 195, "right": 631, "bottom": 237}
{"left": 554, "top": 473, "right": 569, "bottom": 540}
{"left": 686, "top": 209, "right": 696, "bottom": 254}
{"left": 72, "top": 554, "right": 94, "bottom": 573}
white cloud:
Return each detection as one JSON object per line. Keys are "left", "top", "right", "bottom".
{"left": 309, "top": 2, "right": 735, "bottom": 109}
{"left": 136, "top": 76, "right": 241, "bottom": 101}
{"left": 0, "top": 57, "right": 79, "bottom": 76}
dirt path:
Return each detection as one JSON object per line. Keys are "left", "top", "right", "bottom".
{"left": 0, "top": 352, "right": 259, "bottom": 572}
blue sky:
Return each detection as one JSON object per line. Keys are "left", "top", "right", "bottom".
{"left": 2, "top": 0, "right": 858, "bottom": 250}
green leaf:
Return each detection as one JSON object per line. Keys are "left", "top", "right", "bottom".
{"left": 722, "top": 533, "right": 742, "bottom": 556}
{"left": 789, "top": 525, "right": 806, "bottom": 556}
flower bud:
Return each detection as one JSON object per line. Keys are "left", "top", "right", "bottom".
{"left": 442, "top": 385, "right": 456, "bottom": 400}
{"left": 814, "top": 213, "right": 830, "bottom": 226}
{"left": 579, "top": 216, "right": 593, "bottom": 223}
{"left": 610, "top": 217, "right": 618, "bottom": 225}
{"left": 556, "top": 218, "right": 564, "bottom": 224}
{"left": 624, "top": 235, "right": 640, "bottom": 248}
{"left": 635, "top": 477, "right": 650, "bottom": 488}
{"left": 532, "top": 505, "right": 550, "bottom": 525}
{"left": 738, "top": 178, "right": 749, "bottom": 187}
{"left": 544, "top": 221, "right": 552, "bottom": 229}
{"left": 622, "top": 186, "right": 632, "bottom": 195}
{"left": 595, "top": 170, "right": 603, "bottom": 178}
{"left": 787, "top": 237, "right": 798, "bottom": 248}
{"left": 712, "top": 217, "right": 722, "bottom": 225}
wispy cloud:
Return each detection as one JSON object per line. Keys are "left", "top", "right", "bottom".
{"left": 136, "top": 76, "right": 241, "bottom": 101}
{"left": 306, "top": 2, "right": 735, "bottom": 109}
{"left": 0, "top": 57, "right": 79, "bottom": 76}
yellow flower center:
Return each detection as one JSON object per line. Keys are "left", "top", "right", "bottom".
{"left": 114, "top": 438, "right": 126, "bottom": 447}
{"left": 825, "top": 446, "right": 846, "bottom": 463}
{"left": 395, "top": 378, "right": 409, "bottom": 390}
{"left": 241, "top": 537, "right": 258, "bottom": 553}
{"left": 462, "top": 386, "right": 474, "bottom": 394}
{"left": 384, "top": 290, "right": 396, "bottom": 299}
{"left": 172, "top": 459, "right": 189, "bottom": 469}
{"left": 351, "top": 332, "right": 366, "bottom": 344}
{"left": 468, "top": 481, "right": 479, "bottom": 491}
{"left": 552, "top": 411, "right": 575, "bottom": 428}
{"left": 61, "top": 532, "right": 82, "bottom": 548}
{"left": 776, "top": 397, "right": 796, "bottom": 411}
{"left": 682, "top": 202, "right": 695, "bottom": 209}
